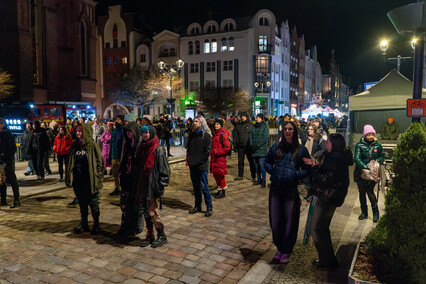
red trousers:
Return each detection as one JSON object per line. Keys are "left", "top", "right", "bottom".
{"left": 213, "top": 173, "right": 226, "bottom": 189}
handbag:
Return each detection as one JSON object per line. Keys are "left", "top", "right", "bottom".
{"left": 361, "top": 160, "right": 380, "bottom": 182}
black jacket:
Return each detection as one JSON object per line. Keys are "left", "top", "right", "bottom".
{"left": 311, "top": 149, "right": 354, "bottom": 207}
{"left": 21, "top": 129, "right": 32, "bottom": 160}
{"left": 304, "top": 136, "right": 326, "bottom": 161}
{"left": 234, "top": 119, "right": 253, "bottom": 148}
{"left": 186, "top": 129, "right": 212, "bottom": 171}
{"left": 29, "top": 128, "right": 50, "bottom": 154}
{"left": 0, "top": 129, "right": 16, "bottom": 163}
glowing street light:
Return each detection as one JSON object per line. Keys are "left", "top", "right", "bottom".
{"left": 380, "top": 39, "right": 389, "bottom": 54}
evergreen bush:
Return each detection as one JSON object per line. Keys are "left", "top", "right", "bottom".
{"left": 365, "top": 123, "right": 426, "bottom": 283}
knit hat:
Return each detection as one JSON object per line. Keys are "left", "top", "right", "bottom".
{"left": 140, "top": 124, "right": 156, "bottom": 140}
{"left": 363, "top": 125, "right": 376, "bottom": 136}
{"left": 256, "top": 113, "right": 265, "bottom": 121}
{"left": 141, "top": 125, "right": 149, "bottom": 133}
{"left": 124, "top": 111, "right": 136, "bottom": 122}
{"left": 215, "top": 119, "right": 224, "bottom": 127}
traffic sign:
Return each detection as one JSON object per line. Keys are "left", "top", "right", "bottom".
{"left": 407, "top": 99, "right": 426, "bottom": 117}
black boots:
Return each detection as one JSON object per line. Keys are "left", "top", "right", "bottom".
{"left": 359, "top": 205, "right": 368, "bottom": 220}
{"left": 253, "top": 179, "right": 262, "bottom": 185}
{"left": 261, "top": 180, "right": 266, "bottom": 188}
{"left": 151, "top": 228, "right": 167, "bottom": 248}
{"left": 234, "top": 176, "right": 243, "bottom": 181}
{"left": 189, "top": 206, "right": 202, "bottom": 214}
{"left": 139, "top": 228, "right": 155, "bottom": 247}
{"left": 90, "top": 202, "right": 101, "bottom": 235}
{"left": 74, "top": 220, "right": 90, "bottom": 234}
{"left": 204, "top": 209, "right": 213, "bottom": 217}
{"left": 9, "top": 199, "right": 20, "bottom": 208}
{"left": 0, "top": 185, "right": 7, "bottom": 206}
{"left": 372, "top": 204, "right": 380, "bottom": 223}
{"left": 214, "top": 189, "right": 226, "bottom": 199}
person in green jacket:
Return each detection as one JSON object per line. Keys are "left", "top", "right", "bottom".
{"left": 249, "top": 113, "right": 270, "bottom": 188}
{"left": 380, "top": 117, "right": 399, "bottom": 140}
{"left": 354, "top": 125, "right": 385, "bottom": 223}
{"left": 65, "top": 123, "right": 104, "bottom": 234}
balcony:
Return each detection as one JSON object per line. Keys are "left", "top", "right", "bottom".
{"left": 258, "top": 44, "right": 272, "bottom": 55}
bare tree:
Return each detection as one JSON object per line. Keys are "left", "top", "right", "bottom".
{"left": 108, "top": 66, "right": 183, "bottom": 111}
{"left": 0, "top": 68, "right": 14, "bottom": 100}
{"left": 198, "top": 87, "right": 251, "bottom": 115}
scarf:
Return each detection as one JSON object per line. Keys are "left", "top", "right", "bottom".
{"left": 305, "top": 136, "right": 314, "bottom": 155}
{"left": 137, "top": 135, "right": 160, "bottom": 175}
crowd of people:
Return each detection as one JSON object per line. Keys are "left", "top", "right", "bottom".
{"left": 0, "top": 110, "right": 385, "bottom": 267}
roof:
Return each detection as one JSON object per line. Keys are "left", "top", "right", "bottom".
{"left": 349, "top": 69, "right": 426, "bottom": 111}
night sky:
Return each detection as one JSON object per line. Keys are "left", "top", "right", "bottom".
{"left": 96, "top": 0, "right": 416, "bottom": 91}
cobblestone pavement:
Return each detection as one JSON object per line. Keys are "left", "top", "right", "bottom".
{"left": 0, "top": 154, "right": 276, "bottom": 284}
{"left": 1, "top": 148, "right": 379, "bottom": 283}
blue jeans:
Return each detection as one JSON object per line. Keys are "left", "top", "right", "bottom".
{"left": 190, "top": 167, "right": 213, "bottom": 210}
{"left": 254, "top": 157, "right": 266, "bottom": 181}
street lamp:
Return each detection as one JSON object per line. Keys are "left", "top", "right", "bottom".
{"left": 157, "top": 58, "right": 184, "bottom": 131}
{"left": 254, "top": 75, "right": 271, "bottom": 115}
{"left": 379, "top": 38, "right": 415, "bottom": 72}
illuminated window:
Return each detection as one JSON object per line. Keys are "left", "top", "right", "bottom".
{"left": 256, "top": 56, "right": 269, "bottom": 73}
{"left": 229, "top": 37, "right": 234, "bottom": 51}
{"left": 211, "top": 39, "right": 217, "bottom": 53}
{"left": 204, "top": 40, "right": 210, "bottom": 53}
{"left": 122, "top": 57, "right": 128, "bottom": 64}
{"left": 114, "top": 56, "right": 119, "bottom": 65}
{"left": 221, "top": 38, "right": 227, "bottom": 51}
{"left": 106, "top": 56, "right": 111, "bottom": 65}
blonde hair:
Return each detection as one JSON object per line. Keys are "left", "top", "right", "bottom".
{"left": 196, "top": 115, "right": 212, "bottom": 137}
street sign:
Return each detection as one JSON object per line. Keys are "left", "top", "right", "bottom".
{"left": 407, "top": 99, "right": 426, "bottom": 117}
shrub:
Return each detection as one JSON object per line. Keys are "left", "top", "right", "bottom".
{"left": 365, "top": 123, "right": 426, "bottom": 283}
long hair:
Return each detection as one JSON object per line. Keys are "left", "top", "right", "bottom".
{"left": 196, "top": 115, "right": 212, "bottom": 136}
{"left": 328, "top": 133, "right": 347, "bottom": 152}
{"left": 275, "top": 121, "right": 299, "bottom": 162}
{"left": 60, "top": 126, "right": 68, "bottom": 136}
{"left": 290, "top": 116, "right": 300, "bottom": 127}
{"left": 307, "top": 124, "right": 321, "bottom": 141}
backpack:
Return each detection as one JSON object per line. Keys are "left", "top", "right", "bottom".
{"left": 219, "top": 131, "right": 233, "bottom": 156}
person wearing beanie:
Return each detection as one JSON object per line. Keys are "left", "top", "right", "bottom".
{"left": 0, "top": 118, "right": 20, "bottom": 208}
{"left": 249, "top": 113, "right": 269, "bottom": 188}
{"left": 380, "top": 118, "right": 399, "bottom": 140}
{"left": 234, "top": 112, "right": 256, "bottom": 181}
{"left": 123, "top": 111, "right": 136, "bottom": 125}
{"left": 109, "top": 114, "right": 125, "bottom": 196}
{"left": 211, "top": 119, "right": 231, "bottom": 199}
{"left": 354, "top": 124, "right": 385, "bottom": 223}
{"left": 134, "top": 123, "right": 170, "bottom": 248}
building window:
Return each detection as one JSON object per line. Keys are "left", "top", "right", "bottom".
{"left": 259, "top": 17, "right": 269, "bottom": 26}
{"left": 224, "top": 22, "right": 234, "bottom": 31}
{"left": 206, "top": 62, "right": 216, "bottom": 72}
{"left": 223, "top": 79, "right": 233, "bottom": 88}
{"left": 229, "top": 37, "right": 234, "bottom": 51}
{"left": 122, "top": 56, "right": 128, "bottom": 64}
{"left": 211, "top": 39, "right": 217, "bottom": 53}
{"left": 113, "top": 39, "right": 118, "bottom": 48}
{"left": 106, "top": 42, "right": 110, "bottom": 49}
{"left": 188, "top": 41, "right": 193, "bottom": 55}
{"left": 114, "top": 56, "right": 119, "bottom": 65}
{"left": 190, "top": 63, "right": 199, "bottom": 73}
{"left": 204, "top": 40, "right": 210, "bottom": 53}
{"left": 81, "top": 21, "right": 87, "bottom": 76}
{"left": 170, "top": 48, "right": 176, "bottom": 56}
{"left": 207, "top": 24, "right": 216, "bottom": 33}
{"left": 190, "top": 81, "right": 199, "bottom": 91}
{"left": 140, "top": 53, "right": 146, "bottom": 63}
{"left": 195, "top": 41, "right": 200, "bottom": 54}
{"left": 112, "top": 24, "right": 118, "bottom": 48}
{"left": 191, "top": 27, "right": 200, "bottom": 35}
{"left": 121, "top": 41, "right": 126, "bottom": 47}
{"left": 221, "top": 38, "right": 227, "bottom": 51}
{"left": 256, "top": 56, "right": 269, "bottom": 73}
{"left": 223, "top": 60, "right": 233, "bottom": 71}
{"left": 106, "top": 56, "right": 111, "bottom": 65}
{"left": 259, "top": 35, "right": 269, "bottom": 53}
{"left": 206, "top": 80, "right": 215, "bottom": 88}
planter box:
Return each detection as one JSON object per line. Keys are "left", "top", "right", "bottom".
{"left": 348, "top": 241, "right": 379, "bottom": 284}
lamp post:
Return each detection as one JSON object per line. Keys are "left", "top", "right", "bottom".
{"left": 254, "top": 74, "right": 271, "bottom": 116}
{"left": 157, "top": 58, "right": 184, "bottom": 131}
{"left": 379, "top": 38, "right": 416, "bottom": 72}
{"left": 387, "top": 1, "right": 425, "bottom": 123}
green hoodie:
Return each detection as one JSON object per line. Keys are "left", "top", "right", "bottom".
{"left": 65, "top": 123, "right": 104, "bottom": 193}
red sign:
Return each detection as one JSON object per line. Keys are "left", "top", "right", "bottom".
{"left": 407, "top": 99, "right": 426, "bottom": 117}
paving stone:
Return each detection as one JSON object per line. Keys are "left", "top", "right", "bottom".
{"left": 72, "top": 272, "right": 93, "bottom": 283}
{"left": 4, "top": 264, "right": 25, "bottom": 272}
{"left": 132, "top": 271, "right": 154, "bottom": 281}
{"left": 50, "top": 265, "right": 67, "bottom": 273}
{"left": 89, "top": 259, "right": 109, "bottom": 268}
{"left": 199, "top": 272, "right": 222, "bottom": 283}
{"left": 178, "top": 274, "right": 201, "bottom": 284}
{"left": 149, "top": 275, "right": 169, "bottom": 284}
{"left": 116, "top": 267, "right": 137, "bottom": 276}
{"left": 122, "top": 279, "right": 146, "bottom": 284}
{"left": 183, "top": 267, "right": 203, "bottom": 278}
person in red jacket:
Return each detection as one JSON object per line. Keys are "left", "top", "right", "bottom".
{"left": 53, "top": 126, "right": 73, "bottom": 182}
{"left": 211, "top": 119, "right": 231, "bottom": 199}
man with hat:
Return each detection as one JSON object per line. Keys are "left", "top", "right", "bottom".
{"left": 234, "top": 112, "right": 256, "bottom": 181}
{"left": 0, "top": 118, "right": 20, "bottom": 207}
{"left": 109, "top": 114, "right": 125, "bottom": 196}
{"left": 248, "top": 113, "right": 269, "bottom": 188}
{"left": 380, "top": 117, "right": 399, "bottom": 140}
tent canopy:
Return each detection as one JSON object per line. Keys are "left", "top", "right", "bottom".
{"left": 349, "top": 69, "right": 426, "bottom": 111}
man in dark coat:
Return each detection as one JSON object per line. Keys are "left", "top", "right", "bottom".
{"left": 0, "top": 118, "right": 20, "bottom": 208}
{"left": 248, "top": 113, "right": 269, "bottom": 188}
{"left": 29, "top": 120, "right": 50, "bottom": 182}
{"left": 234, "top": 112, "right": 256, "bottom": 181}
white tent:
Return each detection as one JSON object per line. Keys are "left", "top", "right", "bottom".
{"left": 349, "top": 69, "right": 426, "bottom": 111}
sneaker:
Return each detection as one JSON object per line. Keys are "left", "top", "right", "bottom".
{"left": 280, "top": 253, "right": 290, "bottom": 264}
{"left": 214, "top": 190, "right": 226, "bottom": 199}
{"left": 68, "top": 198, "right": 78, "bottom": 206}
{"left": 58, "top": 178, "right": 64, "bottom": 182}
{"left": 9, "top": 200, "right": 21, "bottom": 209}
{"left": 234, "top": 176, "right": 243, "bottom": 181}
{"left": 274, "top": 251, "right": 282, "bottom": 260}
{"left": 24, "top": 171, "right": 31, "bottom": 176}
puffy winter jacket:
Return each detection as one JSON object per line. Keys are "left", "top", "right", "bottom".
{"left": 353, "top": 137, "right": 385, "bottom": 183}
{"left": 264, "top": 143, "right": 311, "bottom": 199}
{"left": 311, "top": 149, "right": 354, "bottom": 207}
{"left": 53, "top": 134, "right": 73, "bottom": 155}
{"left": 249, "top": 121, "right": 269, "bottom": 157}
{"left": 210, "top": 129, "right": 231, "bottom": 176}
{"left": 109, "top": 125, "right": 124, "bottom": 160}
{"left": 234, "top": 119, "right": 253, "bottom": 148}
